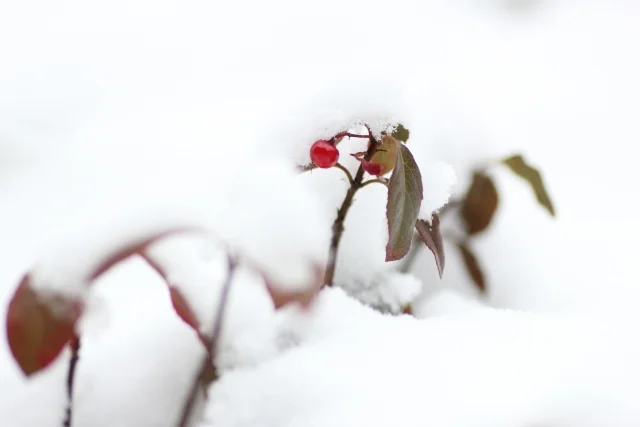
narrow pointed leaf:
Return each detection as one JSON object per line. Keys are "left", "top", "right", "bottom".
{"left": 386, "top": 143, "right": 424, "bottom": 261}
{"left": 461, "top": 172, "right": 499, "bottom": 235}
{"left": 6, "top": 274, "right": 84, "bottom": 376}
{"left": 457, "top": 243, "right": 486, "bottom": 293}
{"left": 415, "top": 214, "right": 445, "bottom": 278}
{"left": 502, "top": 154, "right": 555, "bottom": 216}
{"left": 391, "top": 124, "right": 410, "bottom": 143}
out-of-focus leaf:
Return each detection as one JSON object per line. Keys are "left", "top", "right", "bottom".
{"left": 263, "top": 264, "right": 324, "bottom": 310}
{"left": 457, "top": 243, "right": 486, "bottom": 293}
{"left": 502, "top": 154, "right": 555, "bottom": 216}
{"left": 89, "top": 228, "right": 196, "bottom": 280}
{"left": 6, "top": 274, "right": 84, "bottom": 376}
{"left": 415, "top": 214, "right": 445, "bottom": 278}
{"left": 169, "top": 286, "right": 200, "bottom": 331}
{"left": 386, "top": 144, "right": 424, "bottom": 261}
{"left": 391, "top": 124, "right": 410, "bottom": 143}
{"left": 461, "top": 172, "right": 499, "bottom": 235}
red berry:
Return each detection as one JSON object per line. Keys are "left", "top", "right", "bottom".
{"left": 361, "top": 160, "right": 383, "bottom": 176}
{"left": 310, "top": 140, "right": 339, "bottom": 168}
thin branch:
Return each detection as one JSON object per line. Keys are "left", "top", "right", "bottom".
{"left": 176, "top": 255, "right": 237, "bottom": 427}
{"left": 333, "top": 163, "right": 354, "bottom": 184}
{"left": 297, "top": 162, "right": 317, "bottom": 173}
{"left": 334, "top": 131, "right": 370, "bottom": 139}
{"left": 324, "top": 132, "right": 380, "bottom": 287}
{"left": 359, "top": 178, "right": 388, "bottom": 189}
{"left": 62, "top": 334, "right": 81, "bottom": 427}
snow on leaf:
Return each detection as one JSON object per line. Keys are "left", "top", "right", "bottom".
{"left": 385, "top": 144, "right": 423, "bottom": 261}
{"left": 502, "top": 154, "right": 555, "bottom": 217}
{"left": 415, "top": 214, "right": 445, "bottom": 278}
{"left": 6, "top": 274, "right": 84, "bottom": 376}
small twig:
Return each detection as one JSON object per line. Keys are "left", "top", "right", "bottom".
{"left": 176, "top": 255, "right": 237, "bottom": 427}
{"left": 333, "top": 163, "right": 354, "bottom": 184}
{"left": 62, "top": 334, "right": 80, "bottom": 427}
{"left": 334, "top": 131, "right": 370, "bottom": 139}
{"left": 297, "top": 162, "right": 317, "bottom": 173}
{"left": 359, "top": 178, "right": 388, "bottom": 189}
{"left": 324, "top": 130, "right": 379, "bottom": 287}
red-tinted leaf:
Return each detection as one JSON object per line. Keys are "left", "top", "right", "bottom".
{"left": 460, "top": 172, "right": 499, "bottom": 235}
{"left": 89, "top": 227, "right": 196, "bottom": 281}
{"left": 385, "top": 144, "right": 423, "bottom": 261}
{"left": 263, "top": 265, "right": 324, "bottom": 310}
{"left": 6, "top": 274, "right": 84, "bottom": 376}
{"left": 457, "top": 243, "right": 486, "bottom": 293}
{"left": 169, "top": 286, "right": 200, "bottom": 331}
{"left": 415, "top": 214, "right": 445, "bottom": 278}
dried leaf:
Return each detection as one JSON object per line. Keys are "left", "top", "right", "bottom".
{"left": 457, "top": 243, "right": 486, "bottom": 293}
{"left": 169, "top": 286, "right": 200, "bottom": 331}
{"left": 461, "top": 172, "right": 499, "bottom": 235}
{"left": 415, "top": 214, "right": 445, "bottom": 278}
{"left": 502, "top": 154, "right": 555, "bottom": 216}
{"left": 386, "top": 144, "right": 424, "bottom": 261}
{"left": 6, "top": 274, "right": 84, "bottom": 376}
{"left": 391, "top": 124, "right": 410, "bottom": 143}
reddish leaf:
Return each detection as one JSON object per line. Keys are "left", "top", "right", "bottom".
{"left": 415, "top": 214, "right": 445, "bottom": 278}
{"left": 6, "top": 274, "right": 84, "bottom": 376}
{"left": 263, "top": 265, "right": 324, "bottom": 310}
{"left": 169, "top": 286, "right": 200, "bottom": 331}
{"left": 457, "top": 243, "right": 486, "bottom": 293}
{"left": 89, "top": 227, "right": 196, "bottom": 281}
{"left": 460, "top": 172, "right": 499, "bottom": 235}
{"left": 386, "top": 144, "right": 424, "bottom": 261}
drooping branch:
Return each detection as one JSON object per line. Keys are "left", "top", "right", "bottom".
{"left": 176, "top": 254, "right": 237, "bottom": 427}
{"left": 62, "top": 334, "right": 81, "bottom": 427}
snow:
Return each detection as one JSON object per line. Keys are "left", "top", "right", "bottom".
{"left": 1, "top": 0, "right": 640, "bottom": 427}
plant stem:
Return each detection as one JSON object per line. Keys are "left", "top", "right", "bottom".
{"left": 359, "top": 178, "right": 388, "bottom": 189}
{"left": 176, "top": 255, "right": 237, "bottom": 427}
{"left": 333, "top": 163, "right": 354, "bottom": 184}
{"left": 63, "top": 334, "right": 80, "bottom": 427}
{"left": 324, "top": 129, "right": 379, "bottom": 287}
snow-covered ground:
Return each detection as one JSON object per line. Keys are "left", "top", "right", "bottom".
{"left": 1, "top": 0, "right": 640, "bottom": 426}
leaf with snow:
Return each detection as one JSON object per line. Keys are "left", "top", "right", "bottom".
{"left": 502, "top": 154, "right": 555, "bottom": 216}
{"left": 457, "top": 242, "right": 486, "bottom": 294}
{"left": 385, "top": 144, "right": 424, "bottom": 261}
{"left": 415, "top": 214, "right": 445, "bottom": 278}
{"left": 460, "top": 172, "right": 498, "bottom": 235}
{"left": 6, "top": 274, "right": 84, "bottom": 376}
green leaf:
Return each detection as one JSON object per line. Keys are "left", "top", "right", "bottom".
{"left": 415, "top": 214, "right": 445, "bottom": 278}
{"left": 391, "top": 124, "right": 410, "bottom": 143}
{"left": 5, "top": 274, "right": 84, "bottom": 376}
{"left": 502, "top": 154, "right": 555, "bottom": 216}
{"left": 460, "top": 172, "right": 499, "bottom": 235}
{"left": 385, "top": 143, "right": 423, "bottom": 261}
{"left": 457, "top": 242, "right": 486, "bottom": 294}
